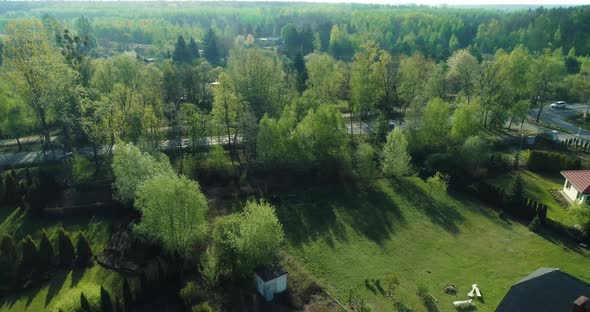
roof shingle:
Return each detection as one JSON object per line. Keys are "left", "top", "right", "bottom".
{"left": 561, "top": 170, "right": 590, "bottom": 194}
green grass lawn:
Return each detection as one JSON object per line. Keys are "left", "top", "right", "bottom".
{"left": 486, "top": 170, "right": 577, "bottom": 226}
{"left": 0, "top": 207, "right": 129, "bottom": 312}
{"left": 277, "top": 178, "right": 590, "bottom": 311}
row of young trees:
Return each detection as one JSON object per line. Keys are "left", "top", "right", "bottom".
{"left": 0, "top": 227, "right": 92, "bottom": 289}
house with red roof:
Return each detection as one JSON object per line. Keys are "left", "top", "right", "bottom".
{"left": 561, "top": 170, "right": 590, "bottom": 204}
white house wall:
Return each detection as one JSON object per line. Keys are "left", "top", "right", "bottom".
{"left": 563, "top": 179, "right": 584, "bottom": 203}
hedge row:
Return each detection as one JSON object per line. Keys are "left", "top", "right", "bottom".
{"left": 476, "top": 182, "right": 548, "bottom": 222}
{"left": 525, "top": 150, "right": 581, "bottom": 173}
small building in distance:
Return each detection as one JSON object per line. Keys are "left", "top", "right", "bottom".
{"left": 254, "top": 262, "right": 287, "bottom": 301}
{"left": 497, "top": 268, "right": 590, "bottom": 312}
{"left": 561, "top": 170, "right": 590, "bottom": 204}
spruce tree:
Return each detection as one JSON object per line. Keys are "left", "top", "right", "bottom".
{"left": 58, "top": 227, "right": 76, "bottom": 268}
{"left": 0, "top": 235, "right": 18, "bottom": 283}
{"left": 381, "top": 127, "right": 412, "bottom": 177}
{"left": 4, "top": 171, "right": 19, "bottom": 203}
{"left": 293, "top": 52, "right": 308, "bottom": 94}
{"left": 173, "top": 35, "right": 188, "bottom": 63}
{"left": 21, "top": 235, "right": 38, "bottom": 268}
{"left": 76, "top": 232, "right": 93, "bottom": 267}
{"left": 38, "top": 229, "right": 54, "bottom": 272}
{"left": 203, "top": 28, "right": 219, "bottom": 66}
{"left": 188, "top": 37, "right": 200, "bottom": 62}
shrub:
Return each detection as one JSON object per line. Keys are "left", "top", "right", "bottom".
{"left": 200, "top": 246, "right": 222, "bottom": 288}
{"left": 100, "top": 286, "right": 113, "bottom": 312}
{"left": 355, "top": 142, "right": 377, "bottom": 179}
{"left": 179, "top": 281, "right": 205, "bottom": 306}
{"left": 58, "top": 227, "right": 76, "bottom": 268}
{"left": 416, "top": 282, "right": 429, "bottom": 298}
{"left": 76, "top": 232, "right": 93, "bottom": 267}
{"left": 529, "top": 215, "right": 541, "bottom": 232}
{"left": 525, "top": 150, "right": 580, "bottom": 173}
{"left": 38, "top": 229, "right": 54, "bottom": 272}
{"left": 21, "top": 235, "right": 38, "bottom": 268}
{"left": 192, "top": 302, "right": 214, "bottom": 312}
{"left": 383, "top": 273, "right": 400, "bottom": 297}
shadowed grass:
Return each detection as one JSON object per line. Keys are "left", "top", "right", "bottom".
{"left": 282, "top": 177, "right": 590, "bottom": 311}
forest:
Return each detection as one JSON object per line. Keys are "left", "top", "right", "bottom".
{"left": 1, "top": 2, "right": 590, "bottom": 312}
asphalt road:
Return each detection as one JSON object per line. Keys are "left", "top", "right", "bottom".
{"left": 529, "top": 103, "right": 590, "bottom": 141}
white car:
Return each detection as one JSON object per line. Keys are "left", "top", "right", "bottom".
{"left": 550, "top": 101, "right": 567, "bottom": 109}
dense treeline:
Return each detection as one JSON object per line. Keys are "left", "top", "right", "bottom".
{"left": 2, "top": 3, "right": 590, "bottom": 60}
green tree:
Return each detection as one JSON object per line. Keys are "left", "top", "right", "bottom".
{"left": 58, "top": 227, "right": 76, "bottom": 268}
{"left": 203, "top": 28, "right": 219, "bottom": 66}
{"left": 305, "top": 53, "right": 342, "bottom": 104}
{"left": 173, "top": 35, "right": 189, "bottom": 63}
{"left": 451, "top": 102, "right": 481, "bottom": 142}
{"left": 447, "top": 49, "right": 479, "bottom": 103}
{"left": 426, "top": 171, "right": 449, "bottom": 197}
{"left": 351, "top": 41, "right": 384, "bottom": 127}
{"left": 419, "top": 98, "right": 451, "bottom": 146}
{"left": 0, "top": 81, "right": 32, "bottom": 152}
{"left": 134, "top": 174, "right": 208, "bottom": 256}
{"left": 381, "top": 127, "right": 412, "bottom": 177}
{"left": 112, "top": 142, "right": 175, "bottom": 204}
{"left": 355, "top": 142, "right": 377, "bottom": 179}
{"left": 530, "top": 49, "right": 566, "bottom": 122}
{"left": 38, "top": 230, "right": 54, "bottom": 271}
{"left": 229, "top": 200, "right": 284, "bottom": 276}
{"left": 3, "top": 19, "right": 77, "bottom": 156}
{"left": 460, "top": 136, "right": 488, "bottom": 174}
{"left": 76, "top": 232, "right": 93, "bottom": 267}
{"left": 0, "top": 235, "right": 17, "bottom": 284}
{"left": 383, "top": 273, "right": 400, "bottom": 297}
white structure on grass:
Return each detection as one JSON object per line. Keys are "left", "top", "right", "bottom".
{"left": 254, "top": 263, "right": 287, "bottom": 301}
{"left": 561, "top": 170, "right": 590, "bottom": 204}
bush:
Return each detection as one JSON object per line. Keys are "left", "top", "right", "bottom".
{"left": 179, "top": 281, "right": 205, "bottom": 306}
{"left": 76, "top": 232, "right": 93, "bottom": 267}
{"left": 528, "top": 215, "right": 541, "bottom": 232}
{"left": 525, "top": 150, "right": 581, "bottom": 173}
{"left": 38, "top": 230, "right": 54, "bottom": 272}
{"left": 58, "top": 227, "right": 76, "bottom": 268}
{"left": 192, "top": 302, "right": 214, "bottom": 312}
{"left": 355, "top": 142, "right": 377, "bottom": 179}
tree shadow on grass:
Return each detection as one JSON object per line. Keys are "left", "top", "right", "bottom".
{"left": 334, "top": 182, "right": 406, "bottom": 245}
{"left": 275, "top": 181, "right": 406, "bottom": 247}
{"left": 393, "top": 179, "right": 464, "bottom": 234}
{"left": 44, "top": 270, "right": 68, "bottom": 307}
{"left": 537, "top": 227, "right": 586, "bottom": 255}
{"left": 70, "top": 268, "right": 85, "bottom": 288}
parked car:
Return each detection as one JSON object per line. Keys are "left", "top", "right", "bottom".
{"left": 550, "top": 101, "right": 567, "bottom": 109}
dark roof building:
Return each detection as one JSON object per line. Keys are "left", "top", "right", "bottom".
{"left": 496, "top": 268, "right": 590, "bottom": 312}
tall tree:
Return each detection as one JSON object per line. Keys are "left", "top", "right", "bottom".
{"left": 381, "top": 127, "right": 412, "bottom": 177}
{"left": 203, "top": 28, "right": 220, "bottom": 66}
{"left": 3, "top": 19, "right": 77, "bottom": 157}
{"left": 447, "top": 49, "right": 479, "bottom": 103}
{"left": 134, "top": 174, "right": 208, "bottom": 256}
{"left": 531, "top": 49, "right": 566, "bottom": 122}
{"left": 188, "top": 37, "right": 200, "bottom": 62}
{"left": 351, "top": 41, "right": 384, "bottom": 128}
{"left": 173, "top": 35, "right": 188, "bottom": 63}
{"left": 419, "top": 98, "right": 451, "bottom": 146}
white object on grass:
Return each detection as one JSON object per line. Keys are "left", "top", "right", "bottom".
{"left": 468, "top": 284, "right": 482, "bottom": 298}
{"left": 453, "top": 299, "right": 475, "bottom": 308}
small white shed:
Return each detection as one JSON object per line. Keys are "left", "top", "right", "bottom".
{"left": 254, "top": 263, "right": 287, "bottom": 301}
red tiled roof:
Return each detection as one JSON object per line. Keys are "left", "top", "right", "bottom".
{"left": 561, "top": 170, "right": 590, "bottom": 194}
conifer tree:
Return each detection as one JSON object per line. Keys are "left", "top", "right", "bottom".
{"left": 76, "top": 232, "right": 93, "bottom": 267}
{"left": 100, "top": 285, "right": 113, "bottom": 312}
{"left": 38, "top": 229, "right": 54, "bottom": 272}
{"left": 58, "top": 227, "right": 75, "bottom": 268}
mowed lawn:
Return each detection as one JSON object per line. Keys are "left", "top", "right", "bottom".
{"left": 0, "top": 208, "right": 126, "bottom": 312}
{"left": 277, "top": 177, "right": 590, "bottom": 311}
{"left": 487, "top": 170, "right": 577, "bottom": 226}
